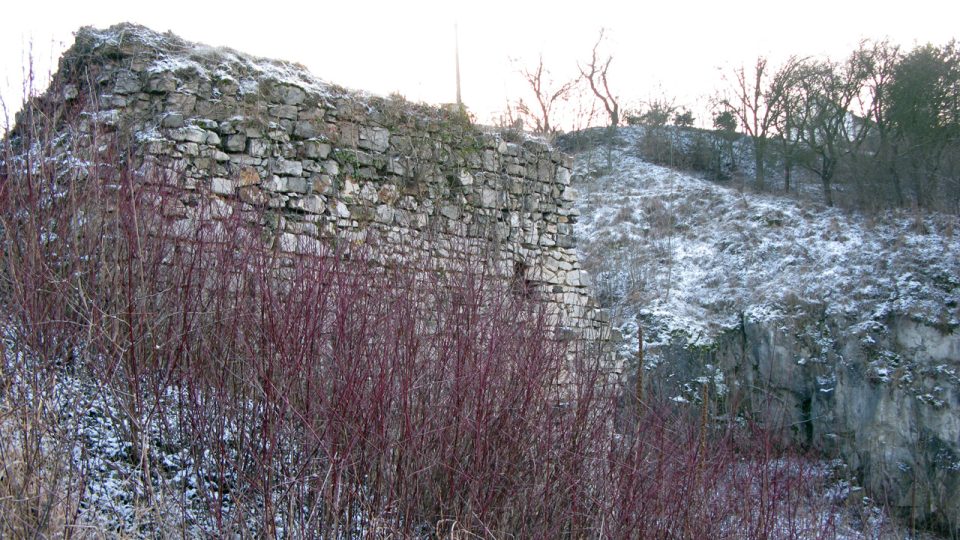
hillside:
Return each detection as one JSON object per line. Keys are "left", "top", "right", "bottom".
{"left": 573, "top": 127, "right": 958, "bottom": 349}
{"left": 569, "top": 126, "right": 960, "bottom": 534}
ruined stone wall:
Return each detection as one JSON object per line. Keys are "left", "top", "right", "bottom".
{"left": 47, "top": 23, "right": 613, "bottom": 360}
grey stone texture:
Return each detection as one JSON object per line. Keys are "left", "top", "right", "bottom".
{"left": 51, "top": 23, "right": 618, "bottom": 370}
{"left": 652, "top": 312, "right": 960, "bottom": 534}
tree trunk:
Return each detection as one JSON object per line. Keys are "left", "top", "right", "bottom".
{"left": 754, "top": 139, "right": 766, "bottom": 190}
{"left": 821, "top": 157, "right": 835, "bottom": 207}
{"left": 886, "top": 140, "right": 905, "bottom": 207}
{"left": 890, "top": 165, "right": 904, "bottom": 207}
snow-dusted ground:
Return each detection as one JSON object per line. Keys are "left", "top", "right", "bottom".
{"left": 571, "top": 127, "right": 959, "bottom": 358}
{"left": 48, "top": 124, "right": 949, "bottom": 538}
{"left": 568, "top": 127, "right": 957, "bottom": 539}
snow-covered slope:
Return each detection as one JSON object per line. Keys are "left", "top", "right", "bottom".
{"left": 572, "top": 127, "right": 959, "bottom": 354}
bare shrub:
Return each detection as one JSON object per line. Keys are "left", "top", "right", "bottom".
{"left": 0, "top": 82, "right": 851, "bottom": 539}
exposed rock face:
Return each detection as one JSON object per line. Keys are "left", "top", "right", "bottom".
{"left": 654, "top": 311, "right": 960, "bottom": 534}
{"left": 25, "top": 23, "right": 614, "bottom": 364}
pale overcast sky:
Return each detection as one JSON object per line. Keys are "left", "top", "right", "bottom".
{"left": 2, "top": 0, "right": 958, "bottom": 130}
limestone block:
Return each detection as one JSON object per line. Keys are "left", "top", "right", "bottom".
{"left": 302, "top": 140, "right": 332, "bottom": 159}
{"left": 224, "top": 134, "right": 247, "bottom": 152}
{"left": 386, "top": 158, "right": 406, "bottom": 176}
{"left": 238, "top": 186, "right": 268, "bottom": 205}
{"left": 440, "top": 204, "right": 461, "bottom": 220}
{"left": 161, "top": 112, "right": 184, "bottom": 128}
{"left": 505, "top": 163, "right": 524, "bottom": 176}
{"left": 171, "top": 126, "right": 207, "bottom": 143}
{"left": 63, "top": 84, "right": 79, "bottom": 101}
{"left": 272, "top": 158, "right": 303, "bottom": 177}
{"left": 278, "top": 232, "right": 299, "bottom": 252}
{"left": 292, "top": 195, "right": 326, "bottom": 214}
{"left": 286, "top": 177, "right": 309, "bottom": 193}
{"left": 342, "top": 177, "right": 359, "bottom": 198}
{"left": 278, "top": 85, "right": 306, "bottom": 106}
{"left": 247, "top": 138, "right": 270, "bottom": 157}
{"left": 482, "top": 150, "right": 497, "bottom": 172}
{"left": 322, "top": 160, "right": 339, "bottom": 176}
{"left": 312, "top": 175, "right": 334, "bottom": 195}
{"left": 211, "top": 178, "right": 235, "bottom": 195}
{"left": 267, "top": 127, "right": 290, "bottom": 142}
{"left": 177, "top": 142, "right": 199, "bottom": 156}
{"left": 263, "top": 176, "right": 287, "bottom": 192}
{"left": 480, "top": 188, "right": 499, "bottom": 208}
{"left": 302, "top": 159, "right": 324, "bottom": 173}
{"left": 146, "top": 73, "right": 177, "bottom": 94}
{"left": 208, "top": 198, "right": 233, "bottom": 218}
{"left": 358, "top": 183, "right": 378, "bottom": 203}
{"left": 294, "top": 121, "right": 319, "bottom": 139}
{"left": 270, "top": 104, "right": 299, "bottom": 120}
{"left": 359, "top": 126, "right": 390, "bottom": 152}
{"left": 375, "top": 205, "right": 395, "bottom": 224}
{"left": 338, "top": 122, "right": 359, "bottom": 147}
{"left": 166, "top": 93, "right": 196, "bottom": 115}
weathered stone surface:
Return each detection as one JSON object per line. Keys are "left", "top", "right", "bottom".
{"left": 247, "top": 138, "right": 271, "bottom": 157}
{"left": 224, "top": 134, "right": 246, "bottom": 152}
{"left": 211, "top": 177, "right": 235, "bottom": 195}
{"left": 302, "top": 140, "right": 331, "bottom": 159}
{"left": 238, "top": 166, "right": 260, "bottom": 187}
{"left": 650, "top": 312, "right": 960, "bottom": 534}
{"left": 291, "top": 195, "right": 325, "bottom": 214}
{"left": 272, "top": 158, "right": 303, "bottom": 177}
{"left": 278, "top": 85, "right": 306, "bottom": 106}
{"left": 38, "top": 22, "right": 620, "bottom": 407}
{"left": 113, "top": 70, "right": 142, "bottom": 94}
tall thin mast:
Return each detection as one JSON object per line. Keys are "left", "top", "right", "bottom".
{"left": 454, "top": 23, "right": 462, "bottom": 106}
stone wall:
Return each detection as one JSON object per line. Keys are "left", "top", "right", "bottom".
{"left": 39, "top": 23, "right": 614, "bottom": 365}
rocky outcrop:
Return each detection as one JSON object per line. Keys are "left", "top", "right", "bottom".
{"left": 18, "top": 23, "right": 614, "bottom": 365}
{"left": 648, "top": 309, "right": 959, "bottom": 534}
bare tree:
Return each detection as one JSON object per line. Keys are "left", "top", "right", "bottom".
{"left": 770, "top": 58, "right": 806, "bottom": 192}
{"left": 867, "top": 41, "right": 903, "bottom": 203}
{"left": 579, "top": 29, "right": 620, "bottom": 128}
{"left": 793, "top": 52, "right": 872, "bottom": 207}
{"left": 723, "top": 57, "right": 795, "bottom": 190}
{"left": 712, "top": 109, "right": 739, "bottom": 180}
{"left": 885, "top": 41, "right": 960, "bottom": 209}
{"left": 513, "top": 55, "right": 579, "bottom": 137}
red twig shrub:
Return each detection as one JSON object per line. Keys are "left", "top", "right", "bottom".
{"left": 0, "top": 100, "right": 849, "bottom": 538}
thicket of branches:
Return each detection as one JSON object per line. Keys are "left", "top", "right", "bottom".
{"left": 0, "top": 87, "right": 854, "bottom": 537}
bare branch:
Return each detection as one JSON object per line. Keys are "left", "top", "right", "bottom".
{"left": 579, "top": 29, "right": 620, "bottom": 127}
